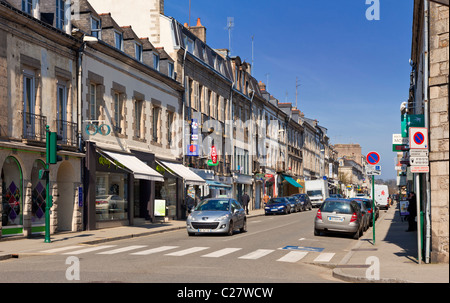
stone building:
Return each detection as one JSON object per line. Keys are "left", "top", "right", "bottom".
{"left": 409, "top": 0, "right": 448, "bottom": 263}
{"left": 0, "top": 0, "right": 83, "bottom": 238}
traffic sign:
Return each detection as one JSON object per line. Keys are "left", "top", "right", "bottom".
{"left": 410, "top": 150, "right": 428, "bottom": 157}
{"left": 411, "top": 166, "right": 429, "bottom": 173}
{"left": 410, "top": 157, "right": 429, "bottom": 166}
{"left": 409, "top": 127, "right": 428, "bottom": 149}
{"left": 366, "top": 151, "right": 380, "bottom": 165}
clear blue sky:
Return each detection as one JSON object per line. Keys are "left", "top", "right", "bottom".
{"left": 165, "top": 0, "right": 414, "bottom": 180}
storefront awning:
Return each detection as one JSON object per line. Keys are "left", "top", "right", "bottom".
{"left": 206, "top": 180, "right": 232, "bottom": 189}
{"left": 158, "top": 160, "right": 206, "bottom": 186}
{"left": 100, "top": 150, "right": 164, "bottom": 182}
{"left": 282, "top": 175, "right": 303, "bottom": 188}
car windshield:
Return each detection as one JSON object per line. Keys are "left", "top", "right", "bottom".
{"left": 321, "top": 201, "right": 353, "bottom": 214}
{"left": 294, "top": 194, "right": 306, "bottom": 201}
{"left": 267, "top": 198, "right": 285, "bottom": 205}
{"left": 307, "top": 190, "right": 322, "bottom": 197}
{"left": 194, "top": 199, "right": 230, "bottom": 211}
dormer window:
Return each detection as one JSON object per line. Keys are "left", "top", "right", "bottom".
{"left": 135, "top": 43, "right": 143, "bottom": 62}
{"left": 153, "top": 53, "right": 160, "bottom": 71}
{"left": 114, "top": 31, "right": 123, "bottom": 51}
{"left": 22, "top": 0, "right": 32, "bottom": 14}
{"left": 55, "top": 0, "right": 65, "bottom": 30}
{"left": 91, "top": 17, "right": 102, "bottom": 39}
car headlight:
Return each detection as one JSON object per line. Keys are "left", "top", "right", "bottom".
{"left": 278, "top": 205, "right": 285, "bottom": 209}
{"left": 215, "top": 214, "right": 230, "bottom": 221}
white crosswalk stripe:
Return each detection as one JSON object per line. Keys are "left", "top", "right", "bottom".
{"left": 97, "top": 245, "right": 148, "bottom": 255}
{"left": 130, "top": 246, "right": 179, "bottom": 255}
{"left": 38, "top": 244, "right": 338, "bottom": 264}
{"left": 165, "top": 247, "right": 209, "bottom": 256}
{"left": 201, "top": 248, "right": 242, "bottom": 258}
{"left": 276, "top": 251, "right": 308, "bottom": 263}
{"left": 62, "top": 245, "right": 117, "bottom": 255}
{"left": 238, "top": 249, "right": 274, "bottom": 260}
{"left": 313, "top": 253, "right": 335, "bottom": 262}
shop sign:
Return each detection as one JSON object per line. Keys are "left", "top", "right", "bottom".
{"left": 187, "top": 119, "right": 199, "bottom": 156}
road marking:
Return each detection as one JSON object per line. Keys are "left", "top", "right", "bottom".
{"left": 40, "top": 246, "right": 82, "bottom": 253}
{"left": 201, "top": 248, "right": 242, "bottom": 258}
{"left": 165, "top": 247, "right": 209, "bottom": 256}
{"left": 131, "top": 246, "right": 179, "bottom": 255}
{"left": 62, "top": 245, "right": 117, "bottom": 255}
{"left": 277, "top": 251, "right": 308, "bottom": 263}
{"left": 238, "top": 249, "right": 274, "bottom": 260}
{"left": 313, "top": 253, "right": 335, "bottom": 262}
{"left": 97, "top": 245, "right": 148, "bottom": 255}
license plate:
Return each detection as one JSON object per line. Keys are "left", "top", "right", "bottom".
{"left": 271, "top": 208, "right": 278, "bottom": 211}
{"left": 328, "top": 216, "right": 344, "bottom": 222}
{"left": 198, "top": 229, "right": 212, "bottom": 232}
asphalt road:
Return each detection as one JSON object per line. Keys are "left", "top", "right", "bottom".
{"left": 0, "top": 210, "right": 359, "bottom": 283}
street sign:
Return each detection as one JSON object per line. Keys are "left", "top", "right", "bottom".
{"left": 366, "top": 170, "right": 381, "bottom": 175}
{"left": 366, "top": 151, "right": 380, "bottom": 166}
{"left": 409, "top": 127, "right": 428, "bottom": 149}
{"left": 410, "top": 157, "right": 429, "bottom": 166}
{"left": 392, "top": 134, "right": 408, "bottom": 145}
{"left": 411, "top": 166, "right": 429, "bottom": 173}
{"left": 410, "top": 150, "right": 428, "bottom": 157}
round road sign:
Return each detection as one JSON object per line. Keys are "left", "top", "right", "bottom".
{"left": 413, "top": 132, "right": 425, "bottom": 145}
{"left": 366, "top": 151, "right": 380, "bottom": 165}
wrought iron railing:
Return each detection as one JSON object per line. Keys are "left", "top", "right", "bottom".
{"left": 56, "top": 119, "right": 78, "bottom": 146}
{"left": 21, "top": 111, "right": 47, "bottom": 142}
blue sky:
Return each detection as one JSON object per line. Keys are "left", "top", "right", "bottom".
{"left": 165, "top": 0, "right": 414, "bottom": 180}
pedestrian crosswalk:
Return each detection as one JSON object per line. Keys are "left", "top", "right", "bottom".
{"left": 39, "top": 245, "right": 337, "bottom": 264}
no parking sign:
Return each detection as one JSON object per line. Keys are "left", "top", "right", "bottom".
{"left": 409, "top": 127, "right": 428, "bottom": 149}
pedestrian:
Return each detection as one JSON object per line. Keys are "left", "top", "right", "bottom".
{"left": 241, "top": 192, "right": 250, "bottom": 215}
{"left": 406, "top": 192, "right": 417, "bottom": 232}
{"left": 263, "top": 194, "right": 270, "bottom": 206}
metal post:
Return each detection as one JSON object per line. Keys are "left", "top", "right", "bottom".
{"left": 372, "top": 175, "right": 375, "bottom": 245}
{"left": 44, "top": 125, "right": 51, "bottom": 243}
{"left": 415, "top": 173, "right": 422, "bottom": 264}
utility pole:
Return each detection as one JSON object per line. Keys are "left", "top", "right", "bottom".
{"left": 251, "top": 35, "right": 254, "bottom": 76}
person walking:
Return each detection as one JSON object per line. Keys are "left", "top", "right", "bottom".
{"left": 406, "top": 192, "right": 417, "bottom": 232}
{"left": 241, "top": 192, "right": 250, "bottom": 215}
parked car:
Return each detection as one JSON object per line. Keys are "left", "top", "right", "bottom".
{"left": 265, "top": 198, "right": 291, "bottom": 215}
{"left": 354, "top": 198, "right": 379, "bottom": 226}
{"left": 286, "top": 196, "right": 301, "bottom": 213}
{"left": 292, "top": 193, "right": 313, "bottom": 211}
{"left": 329, "top": 194, "right": 343, "bottom": 199}
{"left": 186, "top": 198, "right": 247, "bottom": 236}
{"left": 314, "top": 198, "right": 364, "bottom": 239}
{"left": 354, "top": 199, "right": 370, "bottom": 232}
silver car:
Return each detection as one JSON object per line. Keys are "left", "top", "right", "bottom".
{"left": 186, "top": 198, "right": 247, "bottom": 236}
{"left": 314, "top": 198, "right": 364, "bottom": 239}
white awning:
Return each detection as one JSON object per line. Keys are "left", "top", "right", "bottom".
{"left": 158, "top": 160, "right": 205, "bottom": 186}
{"left": 101, "top": 150, "right": 164, "bottom": 182}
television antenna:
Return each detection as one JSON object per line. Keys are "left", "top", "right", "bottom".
{"left": 295, "top": 77, "right": 301, "bottom": 108}
{"left": 226, "top": 17, "right": 234, "bottom": 54}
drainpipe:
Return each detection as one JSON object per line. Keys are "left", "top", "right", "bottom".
{"left": 423, "top": 0, "right": 431, "bottom": 264}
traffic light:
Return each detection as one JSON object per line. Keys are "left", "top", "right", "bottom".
{"left": 46, "top": 131, "right": 63, "bottom": 164}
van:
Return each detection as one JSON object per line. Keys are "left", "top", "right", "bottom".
{"left": 373, "top": 185, "right": 389, "bottom": 210}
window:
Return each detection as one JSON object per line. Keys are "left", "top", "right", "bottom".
{"left": 22, "top": 0, "right": 32, "bottom": 14}
{"left": 89, "top": 83, "right": 97, "bottom": 121}
{"left": 56, "top": 0, "right": 65, "bottom": 30}
{"left": 23, "top": 71, "right": 35, "bottom": 137}
{"left": 113, "top": 92, "right": 122, "bottom": 133}
{"left": 152, "top": 106, "right": 161, "bottom": 142}
{"left": 115, "top": 31, "right": 123, "bottom": 51}
{"left": 57, "top": 83, "right": 67, "bottom": 141}
{"left": 168, "top": 62, "right": 174, "bottom": 79}
{"left": 167, "top": 112, "right": 174, "bottom": 146}
{"left": 135, "top": 99, "right": 143, "bottom": 138}
{"left": 183, "top": 34, "right": 194, "bottom": 53}
{"left": 91, "top": 17, "right": 102, "bottom": 39}
{"left": 153, "top": 53, "right": 160, "bottom": 71}
{"left": 135, "top": 43, "right": 143, "bottom": 62}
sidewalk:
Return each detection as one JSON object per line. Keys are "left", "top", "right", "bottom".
{"left": 0, "top": 208, "right": 266, "bottom": 260}
{"left": 332, "top": 204, "right": 449, "bottom": 283}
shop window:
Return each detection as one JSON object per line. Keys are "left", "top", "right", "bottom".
{"left": 95, "top": 172, "right": 128, "bottom": 221}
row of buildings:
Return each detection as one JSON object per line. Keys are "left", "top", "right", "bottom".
{"left": 397, "top": 0, "right": 448, "bottom": 263}
{"left": 0, "top": 0, "right": 368, "bottom": 239}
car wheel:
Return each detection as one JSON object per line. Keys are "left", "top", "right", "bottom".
{"left": 314, "top": 228, "right": 320, "bottom": 236}
{"left": 188, "top": 232, "right": 195, "bottom": 237}
{"left": 239, "top": 219, "right": 247, "bottom": 233}
{"left": 353, "top": 228, "right": 360, "bottom": 240}
{"left": 227, "top": 221, "right": 234, "bottom": 236}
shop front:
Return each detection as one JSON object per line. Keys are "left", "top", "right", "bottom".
{"left": 84, "top": 142, "right": 164, "bottom": 230}
{"left": 281, "top": 174, "right": 304, "bottom": 196}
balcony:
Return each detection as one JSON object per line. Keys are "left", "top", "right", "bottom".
{"left": 21, "top": 111, "right": 47, "bottom": 143}
{"left": 56, "top": 120, "right": 78, "bottom": 147}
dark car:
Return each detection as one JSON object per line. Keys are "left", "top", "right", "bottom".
{"left": 286, "top": 196, "right": 301, "bottom": 212}
{"left": 265, "top": 198, "right": 291, "bottom": 215}
{"left": 354, "top": 198, "right": 379, "bottom": 226}
{"left": 292, "top": 194, "right": 313, "bottom": 211}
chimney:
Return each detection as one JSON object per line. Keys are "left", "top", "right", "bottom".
{"left": 188, "top": 18, "right": 206, "bottom": 43}
{"left": 258, "top": 81, "right": 266, "bottom": 91}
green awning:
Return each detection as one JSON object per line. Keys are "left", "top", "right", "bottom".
{"left": 282, "top": 175, "right": 303, "bottom": 188}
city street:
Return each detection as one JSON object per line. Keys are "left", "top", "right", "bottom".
{"left": 0, "top": 210, "right": 357, "bottom": 283}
